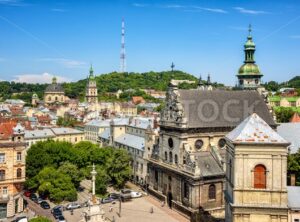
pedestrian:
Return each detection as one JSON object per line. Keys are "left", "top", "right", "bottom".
{"left": 161, "top": 201, "right": 165, "bottom": 207}
{"left": 109, "top": 205, "right": 113, "bottom": 212}
{"left": 150, "top": 206, "right": 154, "bottom": 214}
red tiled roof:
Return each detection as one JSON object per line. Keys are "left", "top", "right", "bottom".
{"left": 0, "top": 121, "right": 16, "bottom": 140}
{"left": 290, "top": 113, "right": 300, "bottom": 123}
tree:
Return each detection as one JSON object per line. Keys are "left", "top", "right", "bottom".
{"left": 36, "top": 167, "right": 77, "bottom": 203}
{"left": 95, "top": 167, "right": 111, "bottom": 195}
{"left": 58, "top": 162, "right": 84, "bottom": 188}
{"left": 29, "top": 216, "right": 52, "bottom": 222}
{"left": 274, "top": 107, "right": 295, "bottom": 123}
{"left": 105, "top": 148, "right": 132, "bottom": 189}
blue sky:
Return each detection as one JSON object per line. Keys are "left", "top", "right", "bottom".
{"left": 0, "top": 0, "right": 299, "bottom": 85}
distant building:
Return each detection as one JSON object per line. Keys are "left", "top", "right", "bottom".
{"left": 25, "top": 128, "right": 55, "bottom": 147}
{"left": 0, "top": 123, "right": 26, "bottom": 219}
{"left": 237, "top": 25, "right": 263, "bottom": 89}
{"left": 85, "top": 65, "right": 98, "bottom": 104}
{"left": 225, "top": 113, "right": 289, "bottom": 222}
{"left": 44, "top": 77, "right": 66, "bottom": 105}
{"left": 98, "top": 117, "right": 159, "bottom": 184}
{"left": 31, "top": 93, "right": 39, "bottom": 107}
{"left": 84, "top": 119, "right": 110, "bottom": 144}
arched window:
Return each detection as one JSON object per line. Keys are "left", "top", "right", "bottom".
{"left": 208, "top": 184, "right": 216, "bottom": 200}
{"left": 17, "top": 168, "right": 22, "bottom": 178}
{"left": 164, "top": 152, "right": 168, "bottom": 161}
{"left": 183, "top": 182, "right": 189, "bottom": 199}
{"left": 55, "top": 96, "right": 58, "bottom": 101}
{"left": 169, "top": 151, "right": 173, "bottom": 163}
{"left": 0, "top": 170, "right": 5, "bottom": 180}
{"left": 175, "top": 154, "right": 178, "bottom": 164}
{"left": 254, "top": 164, "right": 267, "bottom": 189}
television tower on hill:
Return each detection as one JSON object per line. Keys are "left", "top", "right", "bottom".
{"left": 120, "top": 18, "right": 126, "bottom": 73}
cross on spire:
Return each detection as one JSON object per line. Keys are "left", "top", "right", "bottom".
{"left": 171, "top": 62, "right": 175, "bottom": 72}
{"left": 248, "top": 24, "right": 252, "bottom": 38}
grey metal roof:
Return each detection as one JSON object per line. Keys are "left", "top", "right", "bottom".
{"left": 51, "top": 127, "right": 83, "bottom": 135}
{"left": 85, "top": 119, "right": 110, "bottom": 128}
{"left": 25, "top": 129, "right": 55, "bottom": 139}
{"left": 287, "top": 186, "right": 300, "bottom": 210}
{"left": 99, "top": 128, "right": 110, "bottom": 140}
{"left": 114, "top": 133, "right": 145, "bottom": 151}
{"left": 277, "top": 123, "right": 300, "bottom": 154}
{"left": 45, "top": 83, "right": 64, "bottom": 93}
{"left": 177, "top": 90, "right": 275, "bottom": 128}
{"left": 129, "top": 117, "right": 154, "bottom": 129}
{"left": 197, "top": 152, "right": 224, "bottom": 177}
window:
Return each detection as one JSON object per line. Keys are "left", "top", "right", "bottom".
{"left": 208, "top": 184, "right": 216, "bottom": 200}
{"left": 164, "top": 152, "right": 168, "bottom": 161}
{"left": 175, "top": 154, "right": 178, "bottom": 164}
{"left": 183, "top": 182, "right": 189, "bottom": 199}
{"left": 17, "top": 168, "right": 22, "bottom": 178}
{"left": 168, "top": 138, "right": 174, "bottom": 148}
{"left": 169, "top": 151, "right": 173, "bottom": 163}
{"left": 0, "top": 154, "right": 5, "bottom": 163}
{"left": 75, "top": 137, "right": 77, "bottom": 142}
{"left": 17, "top": 152, "right": 21, "bottom": 161}
{"left": 0, "top": 170, "right": 5, "bottom": 181}
{"left": 2, "top": 187, "right": 7, "bottom": 195}
{"left": 254, "top": 164, "right": 267, "bottom": 189}
{"left": 218, "top": 138, "right": 226, "bottom": 148}
{"left": 195, "top": 140, "right": 203, "bottom": 150}
{"left": 155, "top": 170, "right": 158, "bottom": 182}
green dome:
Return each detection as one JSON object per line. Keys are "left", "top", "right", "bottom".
{"left": 244, "top": 38, "right": 255, "bottom": 48}
{"left": 238, "top": 63, "right": 261, "bottom": 75}
{"left": 32, "top": 93, "right": 38, "bottom": 98}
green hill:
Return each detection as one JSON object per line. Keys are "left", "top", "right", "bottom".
{"left": 1, "top": 70, "right": 206, "bottom": 103}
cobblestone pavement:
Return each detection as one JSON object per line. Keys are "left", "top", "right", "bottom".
{"left": 63, "top": 196, "right": 189, "bottom": 222}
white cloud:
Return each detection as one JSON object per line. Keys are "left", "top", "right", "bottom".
{"left": 132, "top": 3, "right": 148, "bottom": 7}
{"left": 0, "top": 0, "right": 26, "bottom": 6}
{"left": 12, "top": 73, "right": 71, "bottom": 83}
{"left": 234, "top": 7, "right": 268, "bottom": 15}
{"left": 163, "top": 4, "right": 186, "bottom": 9}
{"left": 194, "top": 6, "right": 227, "bottom": 14}
{"left": 51, "top": 8, "right": 67, "bottom": 12}
{"left": 38, "top": 58, "right": 87, "bottom": 69}
{"left": 290, "top": 35, "right": 300, "bottom": 39}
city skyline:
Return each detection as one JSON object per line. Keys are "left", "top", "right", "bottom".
{"left": 0, "top": 0, "right": 299, "bottom": 85}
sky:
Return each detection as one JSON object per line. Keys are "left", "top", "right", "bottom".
{"left": 0, "top": 0, "right": 299, "bottom": 86}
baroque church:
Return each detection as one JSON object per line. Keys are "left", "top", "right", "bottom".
{"left": 147, "top": 27, "right": 276, "bottom": 221}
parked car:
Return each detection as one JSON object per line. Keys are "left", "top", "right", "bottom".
{"left": 51, "top": 205, "right": 64, "bottom": 213}
{"left": 40, "top": 201, "right": 50, "bottom": 209}
{"left": 66, "top": 202, "right": 81, "bottom": 210}
{"left": 52, "top": 208, "right": 63, "bottom": 219}
{"left": 24, "top": 190, "right": 31, "bottom": 197}
{"left": 56, "top": 215, "right": 66, "bottom": 222}
{"left": 37, "top": 197, "right": 44, "bottom": 204}
{"left": 11, "top": 216, "right": 28, "bottom": 222}
{"left": 131, "top": 191, "right": 142, "bottom": 198}
{"left": 101, "top": 197, "right": 115, "bottom": 204}
{"left": 109, "top": 193, "right": 120, "bottom": 200}
{"left": 120, "top": 189, "right": 132, "bottom": 202}
{"left": 29, "top": 193, "right": 38, "bottom": 202}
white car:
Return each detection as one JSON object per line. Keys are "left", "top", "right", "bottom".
{"left": 66, "top": 202, "right": 81, "bottom": 210}
{"left": 131, "top": 191, "right": 142, "bottom": 198}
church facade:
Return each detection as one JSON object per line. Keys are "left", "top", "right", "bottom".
{"left": 44, "top": 77, "right": 66, "bottom": 105}
{"left": 147, "top": 79, "right": 275, "bottom": 220}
